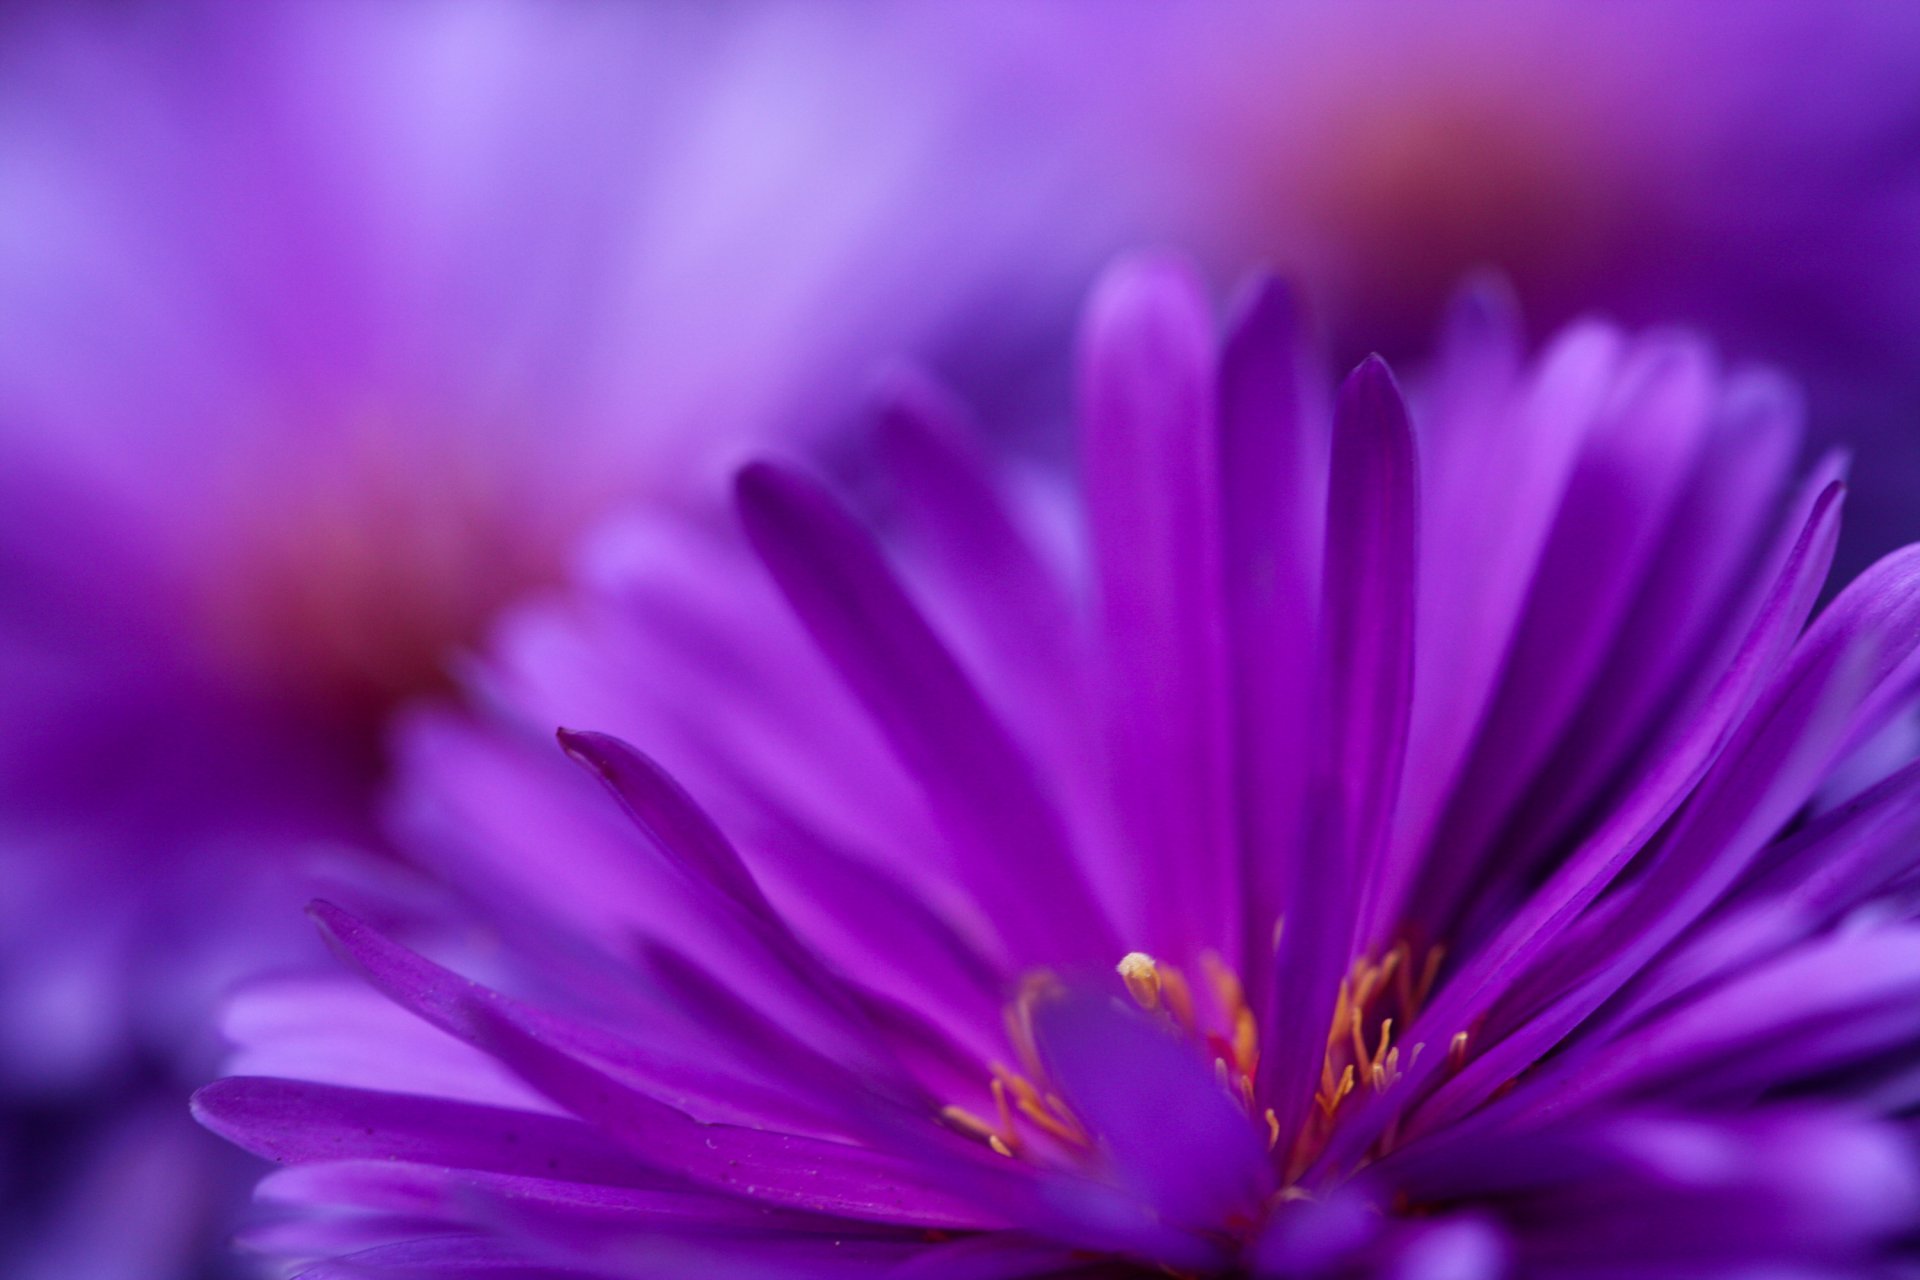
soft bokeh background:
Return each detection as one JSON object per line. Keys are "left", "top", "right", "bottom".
{"left": 1, "top": 1, "right": 1918, "bottom": 1276}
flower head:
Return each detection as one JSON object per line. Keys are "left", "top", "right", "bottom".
{"left": 202, "top": 257, "right": 1920, "bottom": 1275}
{"left": 0, "top": 3, "right": 1113, "bottom": 1274}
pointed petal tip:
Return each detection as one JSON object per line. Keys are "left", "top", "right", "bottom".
{"left": 304, "top": 897, "right": 347, "bottom": 934}
{"left": 188, "top": 1078, "right": 268, "bottom": 1154}
{"left": 555, "top": 725, "right": 631, "bottom": 772}
{"left": 556, "top": 725, "right": 654, "bottom": 795}
{"left": 187, "top": 1079, "right": 227, "bottom": 1126}
{"left": 1354, "top": 350, "right": 1395, "bottom": 379}
{"left": 1337, "top": 353, "right": 1409, "bottom": 418}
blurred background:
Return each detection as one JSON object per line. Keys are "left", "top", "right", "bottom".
{"left": 1, "top": 2, "right": 1917, "bottom": 1276}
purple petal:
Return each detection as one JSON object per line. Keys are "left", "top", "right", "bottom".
{"left": 1077, "top": 254, "right": 1238, "bottom": 957}
{"left": 1417, "top": 589, "right": 1876, "bottom": 1133}
{"left": 1426, "top": 335, "right": 1719, "bottom": 931}
{"left": 1511, "top": 368, "right": 1802, "bottom": 859}
{"left": 1380, "top": 1216, "right": 1510, "bottom": 1280}
{"left": 461, "top": 997, "right": 1003, "bottom": 1231}
{"left": 1529, "top": 925, "right": 1920, "bottom": 1113}
{"left": 1265, "top": 354, "right": 1417, "bottom": 1149}
{"left": 1320, "top": 479, "right": 1841, "bottom": 1174}
{"left": 305, "top": 900, "right": 824, "bottom": 1128}
{"left": 1393, "top": 319, "right": 1615, "bottom": 897}
{"left": 735, "top": 460, "right": 1112, "bottom": 966}
{"left": 1217, "top": 275, "right": 1325, "bottom": 967}
{"left": 558, "top": 728, "right": 775, "bottom": 922}
{"left": 869, "top": 367, "right": 1088, "bottom": 796}
{"left": 192, "top": 1077, "right": 652, "bottom": 1183}
{"left": 1032, "top": 987, "right": 1271, "bottom": 1234}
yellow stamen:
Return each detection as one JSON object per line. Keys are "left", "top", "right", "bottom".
{"left": 940, "top": 1104, "right": 997, "bottom": 1143}
{"left": 991, "top": 1078, "right": 1015, "bottom": 1141}
{"left": 1116, "top": 952, "right": 1162, "bottom": 1011}
{"left": 1159, "top": 964, "right": 1197, "bottom": 1033}
{"left": 1417, "top": 946, "right": 1446, "bottom": 1006}
{"left": 1234, "top": 1007, "right": 1260, "bottom": 1076}
{"left": 1200, "top": 951, "right": 1245, "bottom": 1018}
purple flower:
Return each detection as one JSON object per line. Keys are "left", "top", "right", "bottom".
{"left": 1071, "top": 2, "right": 1920, "bottom": 570}
{"left": 0, "top": 2, "right": 1112, "bottom": 1275}
{"left": 202, "top": 257, "right": 1920, "bottom": 1276}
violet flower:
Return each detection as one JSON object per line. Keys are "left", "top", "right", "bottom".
{"left": 0, "top": 0, "right": 1104, "bottom": 1081}
{"left": 0, "top": 3, "right": 1110, "bottom": 1274}
{"left": 1071, "top": 1, "right": 1920, "bottom": 571}
{"left": 202, "top": 257, "right": 1920, "bottom": 1275}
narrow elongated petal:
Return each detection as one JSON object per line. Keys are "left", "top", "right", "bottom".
{"left": 1218, "top": 276, "right": 1325, "bottom": 965}
{"left": 1512, "top": 372, "right": 1802, "bottom": 855}
{"left": 192, "top": 1078, "right": 650, "bottom": 1183}
{"left": 1426, "top": 338, "right": 1719, "bottom": 930}
{"left": 1319, "top": 479, "right": 1842, "bottom": 1174}
{"left": 736, "top": 462, "right": 1111, "bottom": 966}
{"left": 872, "top": 370, "right": 1085, "bottom": 778}
{"left": 1079, "top": 256, "right": 1237, "bottom": 957}
{"left": 1266, "top": 355, "right": 1417, "bottom": 1147}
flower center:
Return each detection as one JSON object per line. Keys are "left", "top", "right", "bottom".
{"left": 939, "top": 943, "right": 1451, "bottom": 1184}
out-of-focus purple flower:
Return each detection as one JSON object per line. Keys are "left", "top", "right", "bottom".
{"left": 0, "top": 1, "right": 1116, "bottom": 1273}
{"left": 0, "top": 0, "right": 1104, "bottom": 1078}
{"left": 1064, "top": 2, "right": 1920, "bottom": 569}
{"left": 202, "top": 257, "right": 1920, "bottom": 1275}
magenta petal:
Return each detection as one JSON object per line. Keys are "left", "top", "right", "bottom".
{"left": 1265, "top": 354, "right": 1418, "bottom": 1149}
{"left": 1417, "top": 589, "right": 1877, "bottom": 1133}
{"left": 735, "top": 460, "right": 1112, "bottom": 966}
{"left": 460, "top": 999, "right": 1002, "bottom": 1232}
{"left": 191, "top": 1077, "right": 650, "bottom": 1184}
{"left": 558, "top": 728, "right": 777, "bottom": 923}
{"left": 1321, "top": 478, "right": 1843, "bottom": 1174}
{"left": 870, "top": 368, "right": 1085, "bottom": 779}
{"left": 1513, "top": 370, "right": 1802, "bottom": 857}
{"left": 1434, "top": 338, "right": 1719, "bottom": 917}
{"left": 1077, "top": 254, "right": 1238, "bottom": 958}
{"left": 1218, "top": 274, "right": 1325, "bottom": 965}
{"left": 1033, "top": 988, "right": 1271, "bottom": 1235}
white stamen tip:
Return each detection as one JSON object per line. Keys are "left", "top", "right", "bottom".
{"left": 1116, "top": 951, "right": 1161, "bottom": 1010}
